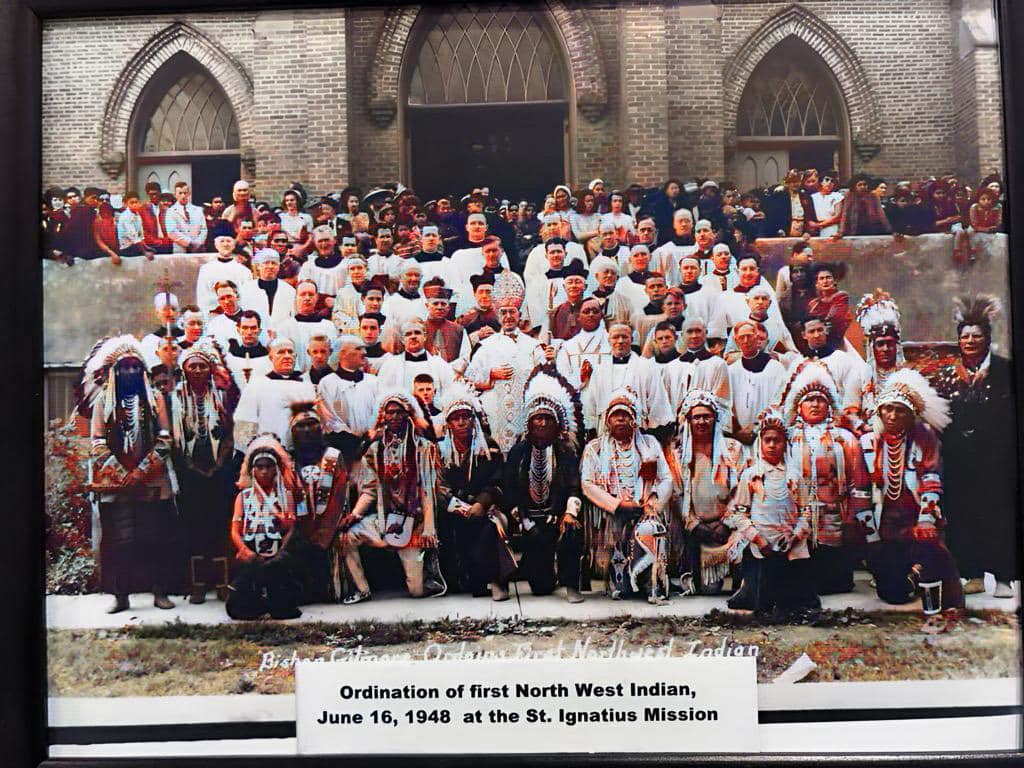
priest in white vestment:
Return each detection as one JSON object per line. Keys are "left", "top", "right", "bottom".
{"left": 726, "top": 320, "right": 788, "bottom": 444}
{"left": 274, "top": 280, "right": 339, "bottom": 372}
{"left": 239, "top": 247, "right": 295, "bottom": 334}
{"left": 232, "top": 338, "right": 316, "bottom": 451}
{"left": 375, "top": 318, "right": 456, "bottom": 397}
{"left": 195, "top": 235, "right": 253, "bottom": 313}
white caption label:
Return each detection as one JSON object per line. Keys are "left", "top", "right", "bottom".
{"left": 296, "top": 656, "right": 758, "bottom": 754}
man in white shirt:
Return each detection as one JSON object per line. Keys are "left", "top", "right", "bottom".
{"left": 376, "top": 318, "right": 456, "bottom": 397}
{"left": 556, "top": 297, "right": 612, "bottom": 391}
{"left": 588, "top": 254, "right": 633, "bottom": 328}
{"left": 599, "top": 190, "right": 636, "bottom": 240}
{"left": 382, "top": 261, "right": 428, "bottom": 327}
{"left": 226, "top": 310, "right": 272, "bottom": 390}
{"left": 164, "top": 181, "right": 207, "bottom": 253}
{"left": 524, "top": 237, "right": 573, "bottom": 335}
{"left": 205, "top": 280, "right": 244, "bottom": 346}
{"left": 523, "top": 216, "right": 587, "bottom": 295}
{"left": 299, "top": 226, "right": 347, "bottom": 312}
{"left": 240, "top": 247, "right": 295, "bottom": 334}
{"left": 232, "top": 337, "right": 317, "bottom": 451}
{"left": 196, "top": 233, "right": 253, "bottom": 312}
{"left": 315, "top": 336, "right": 380, "bottom": 456}
{"left": 653, "top": 208, "right": 697, "bottom": 284}
{"left": 727, "top": 320, "right": 787, "bottom": 445}
{"left": 275, "top": 280, "right": 339, "bottom": 373}
{"left": 790, "top": 316, "right": 866, "bottom": 414}
{"left": 582, "top": 323, "right": 673, "bottom": 435}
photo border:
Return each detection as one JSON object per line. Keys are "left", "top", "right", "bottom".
{"left": 5, "top": 0, "right": 1024, "bottom": 764}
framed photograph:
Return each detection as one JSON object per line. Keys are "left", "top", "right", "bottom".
{"left": 5, "top": 0, "right": 1024, "bottom": 764}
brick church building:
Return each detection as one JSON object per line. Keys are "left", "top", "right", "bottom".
{"left": 42, "top": 0, "right": 1002, "bottom": 207}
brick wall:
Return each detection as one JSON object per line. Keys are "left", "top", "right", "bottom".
{"left": 719, "top": 0, "right": 959, "bottom": 183}
{"left": 617, "top": 2, "right": 670, "bottom": 186}
{"left": 251, "top": 10, "right": 348, "bottom": 200}
{"left": 42, "top": 13, "right": 257, "bottom": 194}
{"left": 41, "top": 1, "right": 1004, "bottom": 203}
{"left": 665, "top": 4, "right": 725, "bottom": 181}
{"left": 346, "top": 7, "right": 402, "bottom": 191}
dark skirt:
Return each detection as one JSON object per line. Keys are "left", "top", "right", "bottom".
{"left": 99, "top": 498, "right": 185, "bottom": 595}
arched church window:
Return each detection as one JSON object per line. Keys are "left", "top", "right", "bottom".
{"left": 141, "top": 69, "right": 239, "bottom": 153}
{"left": 408, "top": 6, "right": 567, "bottom": 105}
{"left": 129, "top": 52, "right": 241, "bottom": 205}
{"left": 732, "top": 37, "right": 849, "bottom": 190}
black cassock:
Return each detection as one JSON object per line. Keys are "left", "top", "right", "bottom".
{"left": 933, "top": 354, "right": 1019, "bottom": 583}
{"left": 437, "top": 438, "right": 504, "bottom": 595}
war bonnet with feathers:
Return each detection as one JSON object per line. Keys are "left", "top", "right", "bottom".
{"left": 953, "top": 294, "right": 1001, "bottom": 339}
{"left": 874, "top": 368, "right": 951, "bottom": 432}
{"left": 523, "top": 367, "right": 582, "bottom": 447}
{"left": 76, "top": 334, "right": 158, "bottom": 422}
{"left": 779, "top": 360, "right": 841, "bottom": 424}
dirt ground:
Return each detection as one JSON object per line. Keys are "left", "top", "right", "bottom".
{"left": 48, "top": 608, "right": 1020, "bottom": 697}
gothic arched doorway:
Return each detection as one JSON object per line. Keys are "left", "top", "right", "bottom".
{"left": 402, "top": 5, "right": 572, "bottom": 202}
{"left": 733, "top": 37, "right": 851, "bottom": 190}
{"left": 128, "top": 51, "right": 241, "bottom": 202}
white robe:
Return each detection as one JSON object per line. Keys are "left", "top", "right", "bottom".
{"left": 524, "top": 274, "right": 568, "bottom": 335}
{"left": 205, "top": 312, "right": 242, "bottom": 347}
{"left": 708, "top": 284, "right": 782, "bottom": 340}
{"left": 615, "top": 276, "right": 651, "bottom": 315}
{"left": 315, "top": 371, "right": 380, "bottom": 437}
{"left": 195, "top": 257, "right": 254, "bottom": 313}
{"left": 656, "top": 357, "right": 697, "bottom": 422}
{"left": 375, "top": 351, "right": 455, "bottom": 397}
{"left": 464, "top": 330, "right": 547, "bottom": 454}
{"left": 583, "top": 352, "right": 674, "bottom": 432}
{"left": 523, "top": 241, "right": 587, "bottom": 298}
{"left": 555, "top": 325, "right": 611, "bottom": 390}
{"left": 274, "top": 316, "right": 339, "bottom": 372}
{"left": 728, "top": 356, "right": 788, "bottom": 432}
{"left": 653, "top": 242, "right": 696, "bottom": 286}
{"left": 299, "top": 259, "right": 347, "bottom": 298}
{"left": 232, "top": 374, "right": 316, "bottom": 451}
{"left": 239, "top": 279, "right": 295, "bottom": 333}
{"left": 331, "top": 283, "right": 364, "bottom": 334}
{"left": 381, "top": 292, "right": 428, "bottom": 328}
{"left": 226, "top": 351, "right": 272, "bottom": 391}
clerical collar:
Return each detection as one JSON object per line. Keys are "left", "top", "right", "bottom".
{"left": 612, "top": 353, "right": 632, "bottom": 364}
{"left": 545, "top": 267, "right": 567, "bottom": 279}
{"left": 628, "top": 270, "right": 652, "bottom": 285}
{"left": 643, "top": 301, "right": 664, "bottom": 316}
{"left": 258, "top": 278, "right": 278, "bottom": 290}
{"left": 266, "top": 370, "right": 304, "bottom": 381}
{"left": 601, "top": 247, "right": 621, "bottom": 259}
{"left": 335, "top": 367, "right": 365, "bottom": 382}
{"left": 404, "top": 350, "right": 428, "bottom": 362}
{"left": 216, "top": 255, "right": 235, "bottom": 263}
{"left": 294, "top": 312, "right": 321, "bottom": 323}
{"left": 503, "top": 329, "right": 519, "bottom": 339}
{"left": 680, "top": 282, "right": 701, "bottom": 295}
{"left": 666, "top": 315, "right": 684, "bottom": 330}
{"left": 593, "top": 286, "right": 615, "bottom": 298}
{"left": 314, "top": 254, "right": 342, "bottom": 269}
{"left": 654, "top": 349, "right": 679, "bottom": 364}
{"left": 482, "top": 264, "right": 505, "bottom": 276}
{"left": 152, "top": 326, "right": 184, "bottom": 338}
{"left": 809, "top": 343, "right": 835, "bottom": 359}
{"left": 426, "top": 316, "right": 449, "bottom": 326}
{"left": 308, "top": 366, "right": 332, "bottom": 385}
{"left": 741, "top": 352, "right": 772, "bottom": 373}
{"left": 415, "top": 250, "right": 444, "bottom": 263}
{"left": 397, "top": 288, "right": 420, "bottom": 300}
{"left": 672, "top": 234, "right": 695, "bottom": 247}
{"left": 228, "top": 339, "right": 268, "bottom": 358}
{"left": 733, "top": 282, "right": 757, "bottom": 294}
{"left": 680, "top": 347, "right": 712, "bottom": 362}
{"left": 212, "top": 308, "right": 242, "bottom": 322}
{"left": 365, "top": 342, "right": 384, "bottom": 357}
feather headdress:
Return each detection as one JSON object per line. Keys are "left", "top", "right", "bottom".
{"left": 677, "top": 388, "right": 722, "bottom": 425}
{"left": 874, "top": 368, "right": 951, "bottom": 432}
{"left": 600, "top": 387, "right": 640, "bottom": 424}
{"left": 780, "top": 360, "right": 840, "bottom": 424}
{"left": 856, "top": 289, "right": 902, "bottom": 340}
{"left": 437, "top": 382, "right": 491, "bottom": 467}
{"left": 374, "top": 387, "right": 425, "bottom": 425}
{"left": 523, "top": 367, "right": 581, "bottom": 446}
{"left": 76, "top": 334, "right": 157, "bottom": 421}
{"left": 953, "top": 294, "right": 1001, "bottom": 338}
{"left": 237, "top": 432, "right": 299, "bottom": 491}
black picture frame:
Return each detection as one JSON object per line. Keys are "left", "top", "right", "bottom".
{"left": 4, "top": 0, "right": 1024, "bottom": 765}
